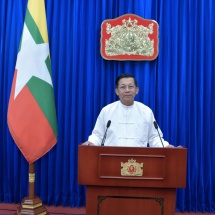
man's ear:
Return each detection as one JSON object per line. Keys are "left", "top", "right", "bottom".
{"left": 136, "top": 87, "right": 139, "bottom": 94}
{"left": 115, "top": 88, "right": 119, "bottom": 96}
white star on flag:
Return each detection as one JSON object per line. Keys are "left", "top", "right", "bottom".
{"left": 14, "top": 23, "right": 53, "bottom": 99}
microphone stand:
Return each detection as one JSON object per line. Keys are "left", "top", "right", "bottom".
{"left": 153, "top": 121, "right": 164, "bottom": 148}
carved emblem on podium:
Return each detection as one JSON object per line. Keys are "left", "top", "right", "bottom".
{"left": 101, "top": 14, "right": 159, "bottom": 61}
{"left": 121, "top": 158, "right": 143, "bottom": 176}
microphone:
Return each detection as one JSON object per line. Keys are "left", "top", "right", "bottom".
{"left": 153, "top": 121, "right": 164, "bottom": 148}
{"left": 101, "top": 120, "right": 111, "bottom": 146}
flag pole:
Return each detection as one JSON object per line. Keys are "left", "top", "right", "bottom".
{"left": 16, "top": 162, "right": 49, "bottom": 215}
{"left": 29, "top": 163, "right": 35, "bottom": 198}
{"left": 7, "top": 0, "right": 58, "bottom": 213}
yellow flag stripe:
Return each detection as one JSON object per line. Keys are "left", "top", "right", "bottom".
{"left": 28, "top": 0, "right": 48, "bottom": 43}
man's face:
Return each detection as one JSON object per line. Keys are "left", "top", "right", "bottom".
{"left": 115, "top": 77, "right": 139, "bottom": 106}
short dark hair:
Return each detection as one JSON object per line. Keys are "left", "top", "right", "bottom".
{"left": 115, "top": 73, "right": 138, "bottom": 87}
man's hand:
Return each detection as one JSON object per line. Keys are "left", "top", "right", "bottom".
{"left": 83, "top": 141, "right": 94, "bottom": 146}
{"left": 165, "top": 144, "right": 175, "bottom": 148}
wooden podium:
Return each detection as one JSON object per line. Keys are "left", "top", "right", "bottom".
{"left": 78, "top": 145, "right": 187, "bottom": 215}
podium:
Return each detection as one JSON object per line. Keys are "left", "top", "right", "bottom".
{"left": 78, "top": 145, "right": 187, "bottom": 215}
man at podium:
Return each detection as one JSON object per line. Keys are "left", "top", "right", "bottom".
{"left": 85, "top": 73, "right": 172, "bottom": 148}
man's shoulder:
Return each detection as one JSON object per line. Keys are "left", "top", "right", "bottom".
{"left": 132, "top": 102, "right": 155, "bottom": 124}
{"left": 103, "top": 101, "right": 119, "bottom": 110}
{"left": 134, "top": 101, "right": 151, "bottom": 109}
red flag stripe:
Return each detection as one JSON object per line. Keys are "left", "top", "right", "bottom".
{"left": 8, "top": 70, "right": 57, "bottom": 163}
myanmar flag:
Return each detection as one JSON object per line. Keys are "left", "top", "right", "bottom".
{"left": 7, "top": 0, "right": 58, "bottom": 164}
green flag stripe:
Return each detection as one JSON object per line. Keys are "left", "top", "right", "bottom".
{"left": 25, "top": 8, "right": 44, "bottom": 44}
{"left": 27, "top": 77, "right": 58, "bottom": 137}
{"left": 45, "top": 57, "right": 52, "bottom": 77}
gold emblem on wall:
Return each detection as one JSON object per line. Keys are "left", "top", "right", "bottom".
{"left": 101, "top": 14, "right": 159, "bottom": 61}
{"left": 121, "top": 158, "right": 143, "bottom": 176}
